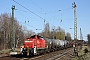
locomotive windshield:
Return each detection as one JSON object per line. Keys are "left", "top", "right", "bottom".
{"left": 30, "top": 35, "right": 36, "bottom": 38}
{"left": 30, "top": 35, "right": 44, "bottom": 40}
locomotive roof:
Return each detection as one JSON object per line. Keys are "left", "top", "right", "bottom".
{"left": 30, "top": 35, "right": 43, "bottom": 39}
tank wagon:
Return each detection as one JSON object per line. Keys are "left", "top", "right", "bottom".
{"left": 44, "top": 38, "right": 54, "bottom": 52}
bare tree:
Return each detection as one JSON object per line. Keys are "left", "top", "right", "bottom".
{"left": 55, "top": 26, "right": 65, "bottom": 40}
{"left": 43, "top": 23, "right": 50, "bottom": 38}
{"left": 87, "top": 34, "right": 90, "bottom": 46}
{"left": 0, "top": 13, "right": 25, "bottom": 50}
{"left": 65, "top": 32, "right": 71, "bottom": 41}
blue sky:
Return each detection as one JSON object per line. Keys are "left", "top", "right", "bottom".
{"left": 0, "top": 0, "right": 90, "bottom": 41}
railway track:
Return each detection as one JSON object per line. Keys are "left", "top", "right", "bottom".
{"left": 46, "top": 49, "right": 73, "bottom": 60}
{"left": 0, "top": 48, "right": 74, "bottom": 60}
{"left": 18, "top": 48, "right": 73, "bottom": 60}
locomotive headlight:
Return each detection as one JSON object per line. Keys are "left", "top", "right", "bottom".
{"left": 50, "top": 42, "right": 51, "bottom": 44}
{"left": 22, "top": 45, "right": 24, "bottom": 48}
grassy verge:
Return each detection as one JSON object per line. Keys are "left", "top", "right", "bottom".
{"left": 0, "top": 48, "right": 20, "bottom": 54}
{"left": 0, "top": 49, "right": 11, "bottom": 54}
{"left": 71, "top": 46, "right": 90, "bottom": 60}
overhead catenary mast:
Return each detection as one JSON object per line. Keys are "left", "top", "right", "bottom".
{"left": 11, "top": 5, "right": 15, "bottom": 51}
{"left": 72, "top": 2, "right": 78, "bottom": 56}
{"left": 80, "top": 28, "right": 83, "bottom": 40}
{"left": 80, "top": 28, "right": 83, "bottom": 49}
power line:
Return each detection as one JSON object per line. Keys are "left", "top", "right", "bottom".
{"left": 29, "top": 0, "right": 45, "bottom": 12}
{"left": 60, "top": 7, "right": 73, "bottom": 11}
{"left": 15, "top": 11, "right": 42, "bottom": 30}
{"left": 19, "top": 20, "right": 42, "bottom": 30}
{"left": 13, "top": 0, "right": 44, "bottom": 20}
{"left": 13, "top": 0, "right": 55, "bottom": 27}
{"left": 0, "top": 4, "right": 38, "bottom": 30}
{"left": 30, "top": 0, "right": 59, "bottom": 27}
{"left": 13, "top": 0, "right": 73, "bottom": 28}
{"left": 29, "top": 0, "right": 58, "bottom": 24}
{"left": 15, "top": 9, "right": 28, "bottom": 12}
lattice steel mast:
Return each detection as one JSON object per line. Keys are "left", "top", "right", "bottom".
{"left": 72, "top": 2, "right": 78, "bottom": 56}
{"left": 80, "top": 28, "right": 83, "bottom": 40}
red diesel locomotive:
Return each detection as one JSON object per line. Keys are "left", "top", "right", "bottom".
{"left": 21, "top": 35, "right": 46, "bottom": 56}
